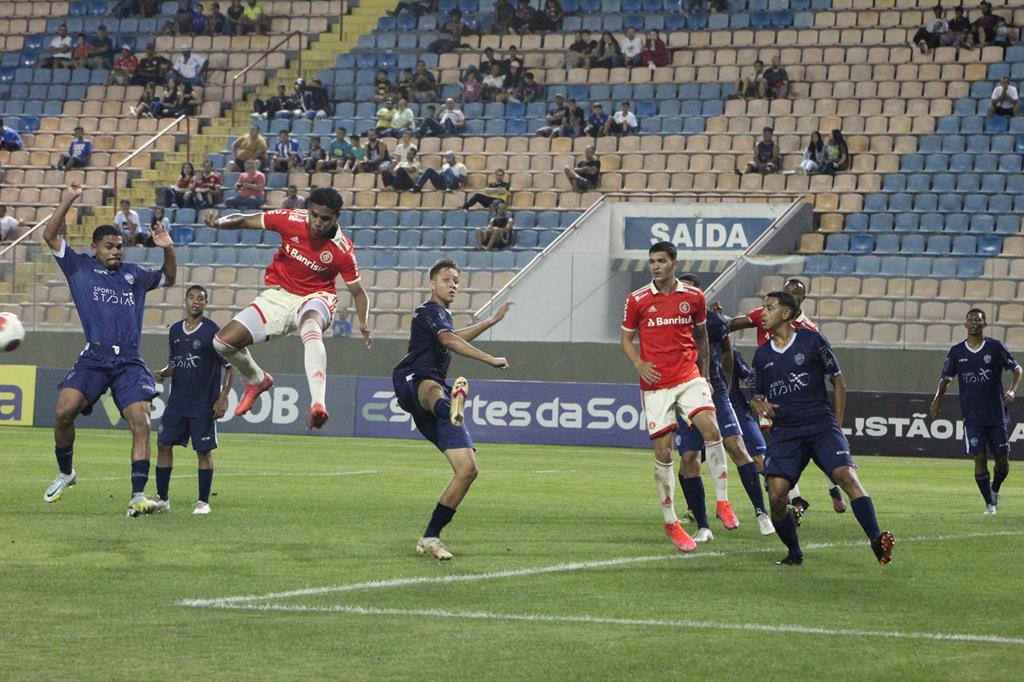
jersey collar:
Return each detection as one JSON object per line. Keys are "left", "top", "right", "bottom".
{"left": 770, "top": 331, "right": 797, "bottom": 354}
{"left": 648, "top": 279, "right": 681, "bottom": 296}
{"left": 963, "top": 338, "right": 987, "bottom": 354}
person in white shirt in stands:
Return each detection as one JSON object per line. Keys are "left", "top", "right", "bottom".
{"left": 0, "top": 205, "right": 29, "bottom": 242}
{"left": 619, "top": 27, "right": 644, "bottom": 67}
{"left": 603, "top": 100, "right": 639, "bottom": 135}
{"left": 171, "top": 45, "right": 208, "bottom": 86}
{"left": 385, "top": 98, "right": 416, "bottom": 137}
{"left": 413, "top": 150, "right": 469, "bottom": 192}
{"left": 114, "top": 199, "right": 143, "bottom": 245}
{"left": 381, "top": 146, "right": 422, "bottom": 191}
{"left": 439, "top": 98, "right": 466, "bottom": 136}
{"left": 44, "top": 24, "right": 73, "bottom": 68}
{"left": 988, "top": 75, "right": 1020, "bottom": 117}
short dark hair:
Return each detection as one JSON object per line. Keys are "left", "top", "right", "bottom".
{"left": 755, "top": 59, "right": 764, "bottom": 65}
{"left": 763, "top": 126, "right": 774, "bottom": 133}
{"left": 649, "top": 240, "right": 677, "bottom": 261}
{"left": 308, "top": 187, "right": 343, "bottom": 213}
{"left": 784, "top": 277, "right": 807, "bottom": 294}
{"left": 766, "top": 291, "right": 800, "bottom": 321}
{"left": 429, "top": 258, "right": 460, "bottom": 280}
{"left": 186, "top": 284, "right": 208, "bottom": 299}
{"left": 92, "top": 224, "right": 121, "bottom": 243}
{"left": 967, "top": 307, "right": 987, "bottom": 321}
{"left": 679, "top": 273, "right": 702, "bottom": 289}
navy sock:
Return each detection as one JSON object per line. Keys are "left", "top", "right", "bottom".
{"left": 850, "top": 496, "right": 881, "bottom": 542}
{"left": 433, "top": 398, "right": 452, "bottom": 421}
{"left": 992, "top": 463, "right": 1008, "bottom": 493}
{"left": 774, "top": 511, "right": 802, "bottom": 557}
{"left": 130, "top": 460, "right": 150, "bottom": 495}
{"left": 155, "top": 466, "right": 172, "bottom": 501}
{"left": 738, "top": 462, "right": 767, "bottom": 514}
{"left": 198, "top": 469, "right": 213, "bottom": 503}
{"left": 975, "top": 473, "right": 994, "bottom": 504}
{"left": 679, "top": 475, "right": 709, "bottom": 529}
{"left": 424, "top": 502, "right": 456, "bottom": 538}
{"left": 55, "top": 445, "right": 73, "bottom": 475}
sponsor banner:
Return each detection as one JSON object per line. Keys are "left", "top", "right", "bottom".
{"left": 622, "top": 216, "right": 774, "bottom": 253}
{"left": 0, "top": 365, "right": 37, "bottom": 426}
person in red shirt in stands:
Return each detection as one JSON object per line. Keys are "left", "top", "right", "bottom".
{"left": 187, "top": 159, "right": 222, "bottom": 208}
{"left": 641, "top": 29, "right": 669, "bottom": 68}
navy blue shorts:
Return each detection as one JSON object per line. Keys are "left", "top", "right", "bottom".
{"left": 763, "top": 422, "right": 855, "bottom": 486}
{"left": 158, "top": 411, "right": 219, "bottom": 451}
{"left": 675, "top": 392, "right": 742, "bottom": 453}
{"left": 964, "top": 424, "right": 1010, "bottom": 457}
{"left": 736, "top": 406, "right": 767, "bottom": 457}
{"left": 58, "top": 350, "right": 158, "bottom": 414}
{"left": 393, "top": 375, "right": 475, "bottom": 453}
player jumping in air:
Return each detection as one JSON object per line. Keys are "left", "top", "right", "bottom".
{"left": 929, "top": 308, "right": 1022, "bottom": 515}
{"left": 41, "top": 183, "right": 176, "bottom": 517}
{"left": 203, "top": 187, "right": 371, "bottom": 429}
{"left": 152, "top": 285, "right": 235, "bottom": 515}
{"left": 392, "top": 259, "right": 511, "bottom": 560}
{"left": 750, "top": 292, "right": 894, "bottom": 566}
{"left": 620, "top": 242, "right": 731, "bottom": 553}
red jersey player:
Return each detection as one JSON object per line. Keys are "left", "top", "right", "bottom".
{"left": 204, "top": 187, "right": 371, "bottom": 429}
{"left": 620, "top": 241, "right": 731, "bottom": 553}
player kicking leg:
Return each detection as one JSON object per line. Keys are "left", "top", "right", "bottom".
{"left": 392, "top": 259, "right": 510, "bottom": 560}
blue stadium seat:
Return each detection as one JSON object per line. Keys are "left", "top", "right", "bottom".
{"left": 803, "top": 255, "right": 827, "bottom": 274}
{"left": 900, "top": 234, "right": 925, "bottom": 253}
{"left": 951, "top": 235, "right": 977, "bottom": 254}
{"left": 973, "top": 154, "right": 998, "bottom": 172}
{"left": 399, "top": 229, "right": 421, "bottom": 247}
{"left": 995, "top": 215, "right": 1019, "bottom": 234}
{"left": 925, "top": 235, "right": 950, "bottom": 254}
{"left": 969, "top": 215, "right": 995, "bottom": 233}
{"left": 894, "top": 213, "right": 918, "bottom": 231}
{"left": 399, "top": 211, "right": 421, "bottom": 228}
{"left": 904, "top": 257, "right": 929, "bottom": 277}
{"left": 517, "top": 230, "right": 539, "bottom": 248}
{"left": 985, "top": 116, "right": 1010, "bottom": 134}
{"left": 827, "top": 233, "right": 851, "bottom": 253}
{"left": 944, "top": 214, "right": 969, "bottom": 233}
{"left": 444, "top": 229, "right": 468, "bottom": 247}
{"left": 952, "top": 173, "right": 979, "bottom": 192}
{"left": 750, "top": 11, "right": 771, "bottom": 29}
{"left": 957, "top": 258, "right": 985, "bottom": 279}
{"left": 854, "top": 255, "right": 880, "bottom": 275}
{"left": 937, "top": 194, "right": 962, "bottom": 213}
{"left": 467, "top": 212, "right": 489, "bottom": 228}
{"left": 913, "top": 193, "right": 938, "bottom": 212}
{"left": 963, "top": 195, "right": 987, "bottom": 213}
{"left": 874, "top": 234, "right": 899, "bottom": 254}
{"left": 941, "top": 135, "right": 965, "bottom": 153}
{"left": 977, "top": 235, "right": 1002, "bottom": 255}
{"left": 925, "top": 154, "right": 949, "bottom": 172}
{"left": 879, "top": 256, "right": 906, "bottom": 276}
{"left": 889, "top": 193, "right": 912, "bottom": 212}
{"left": 981, "top": 175, "right": 1006, "bottom": 193}
{"left": 376, "top": 229, "right": 399, "bottom": 246}
{"left": 444, "top": 211, "right": 467, "bottom": 228}
{"left": 868, "top": 214, "right": 894, "bottom": 231}
{"left": 999, "top": 154, "right": 1022, "bottom": 172}
{"left": 239, "top": 230, "right": 262, "bottom": 245}
{"left": 882, "top": 175, "right": 905, "bottom": 192}
{"left": 936, "top": 116, "right": 959, "bottom": 134}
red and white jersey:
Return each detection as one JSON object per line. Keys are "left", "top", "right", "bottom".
{"left": 622, "top": 279, "right": 707, "bottom": 391}
{"left": 746, "top": 306, "right": 818, "bottom": 347}
{"left": 260, "top": 208, "right": 360, "bottom": 296}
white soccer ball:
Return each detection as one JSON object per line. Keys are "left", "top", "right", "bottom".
{"left": 0, "top": 312, "right": 25, "bottom": 352}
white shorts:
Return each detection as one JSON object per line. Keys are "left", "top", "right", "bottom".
{"left": 233, "top": 288, "right": 337, "bottom": 343}
{"left": 641, "top": 377, "right": 715, "bottom": 439}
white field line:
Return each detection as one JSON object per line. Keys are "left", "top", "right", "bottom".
{"left": 177, "top": 530, "right": 1024, "bottom": 609}
{"left": 21, "top": 470, "right": 379, "bottom": 484}
{"left": 191, "top": 602, "right": 1024, "bottom": 647}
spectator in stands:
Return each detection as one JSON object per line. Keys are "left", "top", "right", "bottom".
{"left": 389, "top": 0, "right": 432, "bottom": 17}
{"left": 190, "top": 3, "right": 209, "bottom": 34}
{"left": 511, "top": 71, "right": 541, "bottom": 103}
{"left": 603, "top": 100, "right": 638, "bottom": 135}
{"left": 641, "top": 29, "right": 669, "bottom": 68}
{"left": 176, "top": 83, "right": 198, "bottom": 116}
{"left": 821, "top": 129, "right": 850, "bottom": 175}
{"left": 43, "top": 24, "right": 73, "bottom": 69}
{"left": 304, "top": 136, "right": 327, "bottom": 173}
{"left": 348, "top": 133, "right": 365, "bottom": 168}
{"left": 56, "top": 127, "right": 93, "bottom": 170}
{"left": 536, "top": 94, "right": 567, "bottom": 137}
{"left": 129, "top": 81, "right": 158, "bottom": 118}
{"left": 0, "top": 120, "right": 23, "bottom": 152}
{"left": 474, "top": 46, "right": 499, "bottom": 76}
{"left": 172, "top": 45, "right": 208, "bottom": 86}
{"left": 381, "top": 146, "right": 421, "bottom": 191}
{"left": 149, "top": 81, "right": 179, "bottom": 118}
{"left": 131, "top": 44, "right": 172, "bottom": 86}
{"left": 240, "top": 0, "right": 270, "bottom": 35}
{"left": 734, "top": 59, "right": 764, "bottom": 100}
{"left": 375, "top": 98, "right": 396, "bottom": 136}
{"left": 141, "top": 207, "right": 168, "bottom": 247}
{"left": 228, "top": 123, "right": 269, "bottom": 171}
{"left": 71, "top": 34, "right": 91, "bottom": 70}
{"left": 88, "top": 25, "right": 115, "bottom": 69}
{"left": 225, "top": 0, "right": 245, "bottom": 34}
{"left": 567, "top": 30, "right": 597, "bottom": 69}
{"left": 296, "top": 78, "right": 330, "bottom": 119}
{"left": 0, "top": 205, "right": 30, "bottom": 243}
{"left": 270, "top": 130, "right": 303, "bottom": 172}
{"left": 439, "top": 98, "right": 466, "bottom": 135}
{"left": 798, "top": 131, "right": 825, "bottom": 174}
{"left": 205, "top": 3, "right": 227, "bottom": 34}
{"left": 373, "top": 69, "right": 392, "bottom": 103}
{"left": 584, "top": 103, "right": 608, "bottom": 137}
{"left": 224, "top": 159, "right": 266, "bottom": 208}
{"left": 165, "top": 162, "right": 195, "bottom": 207}
{"left": 140, "top": 0, "right": 160, "bottom": 16}
{"left": 503, "top": 46, "right": 521, "bottom": 73}
{"left": 947, "top": 5, "right": 974, "bottom": 47}
{"left": 108, "top": 45, "right": 139, "bottom": 86}
{"left": 463, "top": 170, "right": 511, "bottom": 209}
{"left": 973, "top": 2, "right": 1001, "bottom": 47}
{"left": 475, "top": 201, "right": 515, "bottom": 250}
{"left": 188, "top": 159, "right": 222, "bottom": 207}
{"left": 503, "top": 61, "right": 526, "bottom": 97}
{"left": 491, "top": 0, "right": 514, "bottom": 34}
{"left": 461, "top": 71, "right": 483, "bottom": 102}
{"left": 320, "top": 128, "right": 355, "bottom": 171}
{"left": 414, "top": 150, "right": 468, "bottom": 192}
{"left": 281, "top": 185, "right": 306, "bottom": 209}
{"left": 253, "top": 84, "right": 295, "bottom": 119}
{"left": 416, "top": 104, "right": 444, "bottom": 138}
{"left": 564, "top": 144, "right": 601, "bottom": 191}
{"left": 762, "top": 56, "right": 789, "bottom": 99}
{"left": 993, "top": 15, "right": 1016, "bottom": 47}
{"left": 355, "top": 128, "right": 387, "bottom": 174}
{"left": 413, "top": 60, "right": 438, "bottom": 102}
{"left": 391, "top": 131, "right": 415, "bottom": 168}
{"left": 912, "top": 5, "right": 949, "bottom": 54}
{"left": 620, "top": 27, "right": 644, "bottom": 67}
{"left": 395, "top": 69, "right": 414, "bottom": 101}
{"left": 535, "top": 0, "right": 564, "bottom": 31}
{"left": 558, "top": 98, "right": 586, "bottom": 138}
{"left": 114, "top": 199, "right": 142, "bottom": 244}
{"left": 167, "top": 0, "right": 194, "bottom": 34}
{"left": 482, "top": 64, "right": 508, "bottom": 102}
{"left": 111, "top": 0, "right": 138, "bottom": 18}
{"left": 988, "top": 75, "right": 1019, "bottom": 116}
{"left": 742, "top": 126, "right": 781, "bottom": 174}
{"left": 429, "top": 9, "right": 471, "bottom": 53}
{"left": 512, "top": 0, "right": 538, "bottom": 33}
{"left": 593, "top": 31, "right": 621, "bottom": 68}
{"left": 387, "top": 99, "right": 416, "bottom": 137}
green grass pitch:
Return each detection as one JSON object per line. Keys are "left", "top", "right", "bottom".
{"left": 2, "top": 425, "right": 1022, "bottom": 680}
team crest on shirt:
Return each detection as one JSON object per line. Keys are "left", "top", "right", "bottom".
{"left": 192, "top": 339, "right": 201, "bottom": 349}
{"left": 124, "top": 273, "right": 134, "bottom": 285}
{"left": 319, "top": 251, "right": 334, "bottom": 264}
{"left": 794, "top": 353, "right": 805, "bottom": 366}
{"left": 984, "top": 354, "right": 992, "bottom": 364}
{"left": 679, "top": 302, "right": 691, "bottom": 314}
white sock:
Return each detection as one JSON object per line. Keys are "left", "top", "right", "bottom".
{"left": 788, "top": 484, "right": 803, "bottom": 503}
{"left": 705, "top": 439, "right": 729, "bottom": 502}
{"left": 300, "top": 318, "right": 327, "bottom": 406}
{"left": 654, "top": 460, "right": 678, "bottom": 524}
{"left": 214, "top": 336, "right": 265, "bottom": 384}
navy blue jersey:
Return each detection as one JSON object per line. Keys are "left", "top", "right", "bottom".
{"left": 54, "top": 240, "right": 164, "bottom": 355}
{"left": 941, "top": 338, "right": 1020, "bottom": 426}
{"left": 729, "top": 347, "right": 753, "bottom": 414}
{"left": 752, "top": 329, "right": 841, "bottom": 429}
{"left": 392, "top": 300, "right": 455, "bottom": 385}
{"left": 165, "top": 318, "right": 229, "bottom": 418}
{"left": 706, "top": 310, "right": 729, "bottom": 394}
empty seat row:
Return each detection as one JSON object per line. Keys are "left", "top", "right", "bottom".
{"left": 804, "top": 254, "right": 987, "bottom": 279}
{"left": 882, "top": 171, "right": 1024, "bottom": 194}
{"left": 840, "top": 212, "right": 1019, "bottom": 235}
{"left": 824, "top": 233, "right": 1002, "bottom": 256}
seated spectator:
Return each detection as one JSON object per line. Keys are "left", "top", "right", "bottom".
{"left": 172, "top": 46, "right": 208, "bottom": 86}
{"left": 973, "top": 2, "right": 1001, "bottom": 47}
{"left": 143, "top": 207, "right": 170, "bottom": 247}
{"left": 224, "top": 159, "right": 266, "bottom": 208}
{"left": 253, "top": 84, "right": 296, "bottom": 119}
{"left": 511, "top": 71, "right": 541, "bottom": 103}
{"left": 821, "top": 129, "right": 849, "bottom": 175}
{"left": 416, "top": 104, "right": 444, "bottom": 137}
{"left": 165, "top": 161, "right": 195, "bottom": 207}
{"left": 348, "top": 133, "right": 365, "bottom": 167}
{"left": 281, "top": 185, "right": 306, "bottom": 209}
{"left": 429, "top": 9, "right": 471, "bottom": 53}
{"left": 380, "top": 146, "right": 421, "bottom": 191}
{"left": 504, "top": 60, "right": 526, "bottom": 92}
{"left": 355, "top": 128, "right": 387, "bottom": 173}
{"left": 392, "top": 131, "right": 416, "bottom": 167}
{"left": 492, "top": 0, "right": 514, "bottom": 34}
{"left": 303, "top": 136, "right": 326, "bottom": 173}
{"left": 188, "top": 159, "right": 222, "bottom": 207}
{"left": 114, "top": 199, "right": 142, "bottom": 244}
{"left": 620, "top": 27, "right": 643, "bottom": 67}
{"left": 413, "top": 60, "right": 438, "bottom": 102}
{"left": 439, "top": 98, "right": 466, "bottom": 135}
{"left": 176, "top": 83, "right": 198, "bottom": 116}
{"left": 0, "top": 204, "right": 30, "bottom": 243}
{"left": 130, "top": 81, "right": 159, "bottom": 118}
{"left": 481, "top": 64, "right": 507, "bottom": 102}
{"left": 742, "top": 126, "right": 781, "bottom": 174}
{"left": 205, "top": 2, "right": 227, "bottom": 34}
{"left": 88, "top": 25, "right": 115, "bottom": 69}
{"left": 0, "top": 120, "right": 24, "bottom": 152}
{"left": 988, "top": 75, "right": 1019, "bottom": 116}
{"left": 56, "top": 127, "right": 93, "bottom": 170}
{"left": 535, "top": 94, "right": 567, "bottom": 137}
{"left": 332, "top": 307, "right": 353, "bottom": 337}
{"left": 131, "top": 44, "right": 172, "bottom": 86}
{"left": 149, "top": 81, "right": 179, "bottom": 118}
{"left": 584, "top": 103, "right": 608, "bottom": 137}
{"left": 798, "top": 131, "right": 825, "bottom": 174}
{"left": 463, "top": 168, "right": 511, "bottom": 209}
{"left": 190, "top": 3, "right": 209, "bottom": 34}
{"left": 228, "top": 124, "right": 269, "bottom": 170}
{"left": 387, "top": 101, "right": 416, "bottom": 138}
{"left": 563, "top": 145, "right": 601, "bottom": 191}
{"left": 373, "top": 69, "right": 391, "bottom": 103}
{"left": 169, "top": 0, "right": 194, "bottom": 34}
{"left": 389, "top": 0, "right": 432, "bottom": 17}
{"left": 71, "top": 34, "right": 91, "bottom": 69}
{"left": 270, "top": 130, "right": 303, "bottom": 172}
{"left": 475, "top": 201, "right": 515, "bottom": 250}
{"left": 502, "top": 46, "right": 521, "bottom": 73}
{"left": 414, "top": 150, "right": 468, "bottom": 192}
{"left": 603, "top": 100, "right": 638, "bottom": 135}
{"left": 395, "top": 68, "right": 415, "bottom": 101}
{"left": 512, "top": 0, "right": 538, "bottom": 33}
{"left": 734, "top": 59, "right": 764, "bottom": 100}
{"left": 240, "top": 0, "right": 270, "bottom": 35}
{"left": 320, "top": 128, "right": 355, "bottom": 171}
{"left": 993, "top": 15, "right": 1016, "bottom": 47}
{"left": 296, "top": 78, "right": 330, "bottom": 119}
{"left": 374, "top": 98, "right": 396, "bottom": 136}
{"left": 225, "top": 0, "right": 245, "bottom": 34}
{"left": 641, "top": 30, "right": 669, "bottom": 68}
{"left": 567, "top": 30, "right": 597, "bottom": 69}
{"left": 762, "top": 56, "right": 789, "bottom": 99}
{"left": 912, "top": 5, "right": 949, "bottom": 54}
{"left": 557, "top": 98, "right": 585, "bottom": 138}
{"left": 947, "top": 5, "right": 974, "bottom": 47}
{"left": 535, "top": 0, "right": 564, "bottom": 32}
{"left": 475, "top": 46, "right": 500, "bottom": 76}
{"left": 461, "top": 71, "right": 483, "bottom": 102}
{"left": 594, "top": 31, "right": 621, "bottom": 68}
{"left": 43, "top": 25, "right": 73, "bottom": 69}
{"left": 107, "top": 45, "right": 139, "bottom": 86}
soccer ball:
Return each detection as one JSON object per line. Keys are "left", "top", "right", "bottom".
{"left": 0, "top": 312, "right": 25, "bottom": 352}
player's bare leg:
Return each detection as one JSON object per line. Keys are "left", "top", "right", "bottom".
{"left": 830, "top": 465, "right": 894, "bottom": 565}
{"left": 991, "top": 454, "right": 1009, "bottom": 511}
{"left": 450, "top": 377, "right": 469, "bottom": 425}
{"left": 154, "top": 443, "right": 174, "bottom": 512}
{"left": 679, "top": 449, "right": 712, "bottom": 542}
{"left": 767, "top": 475, "right": 803, "bottom": 565}
{"left": 194, "top": 451, "right": 214, "bottom": 515}
{"left": 691, "top": 410, "right": 738, "bottom": 530}
{"left": 123, "top": 401, "right": 160, "bottom": 517}
{"left": 974, "top": 452, "right": 997, "bottom": 513}
{"left": 825, "top": 471, "right": 847, "bottom": 513}
{"left": 653, "top": 432, "right": 696, "bottom": 552}
{"left": 298, "top": 308, "right": 330, "bottom": 429}
{"left": 44, "top": 387, "right": 89, "bottom": 502}
{"left": 213, "top": 320, "right": 272, "bottom": 417}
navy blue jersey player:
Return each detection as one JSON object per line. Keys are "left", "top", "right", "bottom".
{"left": 392, "top": 259, "right": 510, "bottom": 560}
{"left": 929, "top": 308, "right": 1022, "bottom": 514}
{"left": 41, "top": 183, "right": 177, "bottom": 517}
{"left": 750, "top": 292, "right": 894, "bottom": 566}
{"left": 729, "top": 348, "right": 767, "bottom": 463}
{"left": 152, "top": 285, "right": 235, "bottom": 515}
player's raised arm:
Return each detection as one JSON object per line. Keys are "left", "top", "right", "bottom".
{"left": 345, "top": 278, "right": 373, "bottom": 349}
{"left": 43, "top": 183, "right": 83, "bottom": 251}
{"left": 204, "top": 210, "right": 264, "bottom": 230}
{"left": 438, "top": 330, "right": 508, "bottom": 369}
{"left": 150, "top": 216, "right": 176, "bottom": 287}
{"left": 456, "top": 301, "right": 512, "bottom": 342}
{"left": 727, "top": 314, "right": 755, "bottom": 333}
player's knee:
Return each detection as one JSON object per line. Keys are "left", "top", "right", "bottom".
{"left": 213, "top": 333, "right": 236, "bottom": 356}
{"left": 54, "top": 402, "right": 78, "bottom": 424}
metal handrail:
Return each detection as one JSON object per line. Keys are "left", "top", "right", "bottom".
{"left": 231, "top": 31, "right": 304, "bottom": 126}
{"left": 112, "top": 114, "right": 191, "bottom": 207}
{"left": 0, "top": 213, "right": 54, "bottom": 260}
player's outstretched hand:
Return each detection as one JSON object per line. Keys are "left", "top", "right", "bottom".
{"left": 491, "top": 356, "right": 509, "bottom": 370}
{"left": 927, "top": 398, "right": 941, "bottom": 419}
{"left": 203, "top": 209, "right": 219, "bottom": 227}
{"left": 212, "top": 396, "right": 229, "bottom": 419}
{"left": 359, "top": 322, "right": 373, "bottom": 349}
{"left": 65, "top": 182, "right": 84, "bottom": 202}
{"left": 709, "top": 300, "right": 724, "bottom": 314}
{"left": 153, "top": 368, "right": 169, "bottom": 382}
{"left": 1003, "top": 389, "right": 1016, "bottom": 406}
{"left": 150, "top": 220, "right": 173, "bottom": 248}
{"left": 750, "top": 398, "right": 777, "bottom": 419}
{"left": 634, "top": 360, "right": 661, "bottom": 384}
{"left": 492, "top": 301, "right": 513, "bottom": 322}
